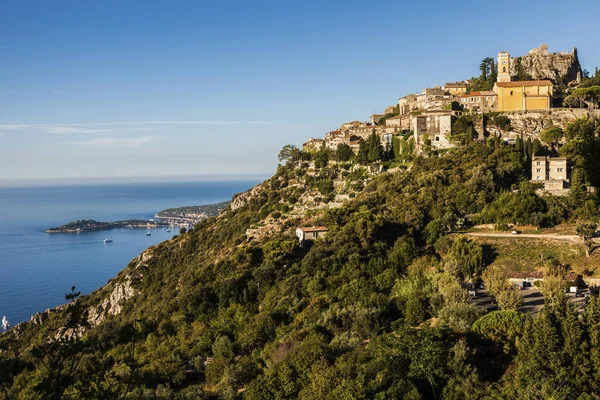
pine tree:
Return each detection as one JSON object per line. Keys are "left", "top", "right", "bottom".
{"left": 357, "top": 138, "right": 368, "bottom": 164}
{"left": 366, "top": 132, "right": 384, "bottom": 162}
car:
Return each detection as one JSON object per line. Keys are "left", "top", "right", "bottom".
{"left": 511, "top": 230, "right": 519, "bottom": 235}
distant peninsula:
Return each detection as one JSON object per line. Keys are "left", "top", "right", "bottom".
{"left": 154, "top": 201, "right": 230, "bottom": 224}
{"left": 46, "top": 219, "right": 168, "bottom": 233}
{"left": 46, "top": 201, "right": 230, "bottom": 233}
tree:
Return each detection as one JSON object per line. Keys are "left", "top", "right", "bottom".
{"left": 335, "top": 143, "right": 353, "bottom": 162}
{"left": 576, "top": 221, "right": 597, "bottom": 257}
{"left": 446, "top": 237, "right": 483, "bottom": 278}
{"left": 366, "top": 132, "right": 384, "bottom": 162}
{"left": 539, "top": 274, "right": 567, "bottom": 309}
{"left": 314, "top": 146, "right": 330, "bottom": 168}
{"left": 30, "top": 287, "right": 90, "bottom": 400}
{"left": 564, "top": 86, "right": 600, "bottom": 109}
{"left": 472, "top": 310, "right": 530, "bottom": 354}
{"left": 357, "top": 138, "right": 369, "bottom": 164}
{"left": 539, "top": 127, "right": 564, "bottom": 152}
{"left": 482, "top": 266, "right": 522, "bottom": 310}
{"left": 278, "top": 144, "right": 301, "bottom": 164}
{"left": 494, "top": 284, "right": 522, "bottom": 311}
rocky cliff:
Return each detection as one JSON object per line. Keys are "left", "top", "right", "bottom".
{"left": 505, "top": 109, "right": 600, "bottom": 136}
{"left": 510, "top": 44, "right": 582, "bottom": 85}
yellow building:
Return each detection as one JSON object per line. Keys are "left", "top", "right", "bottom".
{"left": 493, "top": 51, "right": 553, "bottom": 111}
{"left": 493, "top": 80, "right": 553, "bottom": 111}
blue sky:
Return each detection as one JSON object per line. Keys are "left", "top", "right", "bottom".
{"left": 2, "top": 0, "right": 599, "bottom": 183}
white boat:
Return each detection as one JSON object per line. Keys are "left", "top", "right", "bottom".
{"left": 2, "top": 316, "right": 9, "bottom": 330}
{"left": 166, "top": 229, "right": 171, "bottom": 233}
{"left": 103, "top": 238, "right": 113, "bottom": 243}
{"left": 146, "top": 232, "right": 151, "bottom": 236}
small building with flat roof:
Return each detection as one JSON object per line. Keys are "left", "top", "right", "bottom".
{"left": 297, "top": 226, "right": 328, "bottom": 246}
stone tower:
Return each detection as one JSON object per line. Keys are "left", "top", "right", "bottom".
{"left": 497, "top": 52, "right": 511, "bottom": 82}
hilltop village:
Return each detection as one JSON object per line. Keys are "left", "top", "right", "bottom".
{"left": 303, "top": 44, "right": 594, "bottom": 157}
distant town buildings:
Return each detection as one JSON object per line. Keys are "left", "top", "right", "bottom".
{"left": 302, "top": 45, "right": 570, "bottom": 157}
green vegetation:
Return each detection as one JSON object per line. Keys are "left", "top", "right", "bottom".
{"left": 2, "top": 117, "right": 600, "bottom": 398}
{"left": 468, "top": 57, "right": 497, "bottom": 92}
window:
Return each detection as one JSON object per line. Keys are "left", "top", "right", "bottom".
{"left": 510, "top": 91, "right": 514, "bottom": 95}
{"left": 503, "top": 67, "right": 506, "bottom": 72}
{"left": 536, "top": 169, "right": 541, "bottom": 173}
{"left": 536, "top": 162, "right": 541, "bottom": 165}
{"left": 557, "top": 168, "right": 563, "bottom": 172}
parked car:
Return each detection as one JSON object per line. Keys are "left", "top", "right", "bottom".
{"left": 468, "top": 289, "right": 478, "bottom": 297}
{"left": 512, "top": 230, "right": 519, "bottom": 235}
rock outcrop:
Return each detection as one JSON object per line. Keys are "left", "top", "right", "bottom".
{"left": 87, "top": 249, "right": 152, "bottom": 326}
{"left": 510, "top": 44, "right": 582, "bottom": 85}
{"left": 502, "top": 109, "right": 600, "bottom": 137}
{"left": 230, "top": 184, "right": 265, "bottom": 212}
{"left": 87, "top": 276, "right": 138, "bottom": 326}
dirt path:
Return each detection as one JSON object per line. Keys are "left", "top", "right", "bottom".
{"left": 465, "top": 232, "right": 583, "bottom": 244}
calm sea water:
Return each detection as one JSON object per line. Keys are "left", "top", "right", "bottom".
{"left": 0, "top": 180, "right": 259, "bottom": 327}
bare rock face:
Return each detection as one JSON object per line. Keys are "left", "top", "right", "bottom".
{"left": 506, "top": 109, "right": 600, "bottom": 136}
{"left": 231, "top": 185, "right": 264, "bottom": 211}
{"left": 510, "top": 44, "right": 582, "bottom": 84}
{"left": 88, "top": 276, "right": 138, "bottom": 326}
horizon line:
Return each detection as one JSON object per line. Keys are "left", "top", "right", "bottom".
{"left": 0, "top": 173, "right": 271, "bottom": 188}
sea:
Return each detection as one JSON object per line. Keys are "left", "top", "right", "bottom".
{"left": 0, "top": 180, "right": 260, "bottom": 328}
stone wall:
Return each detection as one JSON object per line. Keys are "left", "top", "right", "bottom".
{"left": 502, "top": 109, "right": 600, "bottom": 137}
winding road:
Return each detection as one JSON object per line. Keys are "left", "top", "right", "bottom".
{"left": 465, "top": 232, "right": 583, "bottom": 244}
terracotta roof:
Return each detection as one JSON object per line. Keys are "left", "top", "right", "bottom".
{"left": 298, "top": 226, "right": 328, "bottom": 233}
{"left": 461, "top": 91, "right": 497, "bottom": 98}
{"left": 495, "top": 80, "right": 552, "bottom": 88}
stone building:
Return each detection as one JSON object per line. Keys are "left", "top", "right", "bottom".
{"left": 340, "top": 120, "right": 365, "bottom": 130}
{"left": 302, "top": 138, "right": 324, "bottom": 152}
{"left": 324, "top": 130, "right": 347, "bottom": 150}
{"left": 370, "top": 114, "right": 385, "bottom": 125}
{"left": 416, "top": 87, "right": 447, "bottom": 110}
{"left": 399, "top": 94, "right": 419, "bottom": 115}
{"left": 443, "top": 81, "right": 470, "bottom": 96}
{"left": 531, "top": 156, "right": 570, "bottom": 194}
{"left": 297, "top": 226, "right": 328, "bottom": 246}
{"left": 460, "top": 91, "right": 498, "bottom": 113}
{"left": 412, "top": 110, "right": 460, "bottom": 150}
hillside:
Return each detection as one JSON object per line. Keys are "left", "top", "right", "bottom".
{"left": 2, "top": 122, "right": 600, "bottom": 398}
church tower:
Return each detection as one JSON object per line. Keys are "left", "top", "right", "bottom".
{"left": 497, "top": 52, "right": 511, "bottom": 82}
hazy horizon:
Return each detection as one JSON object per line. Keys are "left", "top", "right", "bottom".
{"left": 0, "top": 173, "right": 269, "bottom": 188}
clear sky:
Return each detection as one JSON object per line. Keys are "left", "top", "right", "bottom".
{"left": 2, "top": 0, "right": 599, "bottom": 184}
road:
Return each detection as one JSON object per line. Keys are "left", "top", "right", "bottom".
{"left": 465, "top": 232, "right": 582, "bottom": 244}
